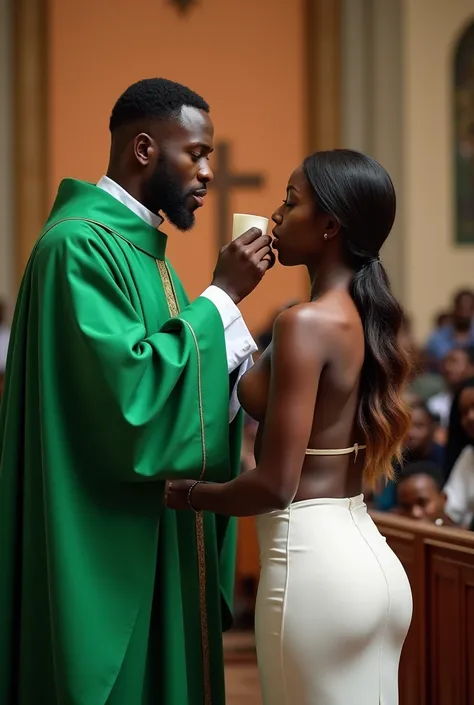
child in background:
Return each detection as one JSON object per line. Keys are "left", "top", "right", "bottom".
{"left": 396, "top": 461, "right": 453, "bottom": 526}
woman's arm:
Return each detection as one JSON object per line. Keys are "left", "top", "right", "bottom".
{"left": 166, "top": 305, "right": 328, "bottom": 516}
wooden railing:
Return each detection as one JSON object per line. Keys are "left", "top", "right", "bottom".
{"left": 371, "top": 511, "right": 474, "bottom": 705}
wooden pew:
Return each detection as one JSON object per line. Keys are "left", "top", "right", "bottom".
{"left": 371, "top": 511, "right": 474, "bottom": 705}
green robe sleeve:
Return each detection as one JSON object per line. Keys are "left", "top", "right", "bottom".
{"left": 35, "top": 222, "right": 231, "bottom": 483}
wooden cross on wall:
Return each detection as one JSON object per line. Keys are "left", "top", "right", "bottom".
{"left": 211, "top": 141, "right": 265, "bottom": 250}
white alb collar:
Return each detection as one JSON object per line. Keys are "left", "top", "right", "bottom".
{"left": 97, "top": 175, "right": 164, "bottom": 229}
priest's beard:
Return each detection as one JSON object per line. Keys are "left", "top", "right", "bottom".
{"left": 145, "top": 154, "right": 195, "bottom": 231}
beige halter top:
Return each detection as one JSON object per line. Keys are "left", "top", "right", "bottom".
{"left": 305, "top": 443, "right": 366, "bottom": 462}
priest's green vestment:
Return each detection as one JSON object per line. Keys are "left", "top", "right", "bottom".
{"left": 0, "top": 179, "right": 242, "bottom": 705}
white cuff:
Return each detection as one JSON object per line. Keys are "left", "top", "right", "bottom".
{"left": 201, "top": 285, "right": 258, "bottom": 374}
{"left": 229, "top": 356, "right": 254, "bottom": 423}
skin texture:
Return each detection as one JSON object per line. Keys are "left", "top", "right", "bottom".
{"left": 107, "top": 105, "right": 274, "bottom": 303}
{"left": 166, "top": 165, "right": 372, "bottom": 515}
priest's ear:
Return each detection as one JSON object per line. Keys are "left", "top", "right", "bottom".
{"left": 134, "top": 133, "right": 158, "bottom": 168}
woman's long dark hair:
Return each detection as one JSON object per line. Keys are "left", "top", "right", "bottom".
{"left": 303, "top": 149, "right": 411, "bottom": 484}
{"left": 444, "top": 377, "right": 474, "bottom": 481}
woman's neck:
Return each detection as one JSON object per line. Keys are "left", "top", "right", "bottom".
{"left": 308, "top": 259, "right": 355, "bottom": 301}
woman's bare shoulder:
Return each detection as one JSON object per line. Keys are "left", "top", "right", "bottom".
{"left": 274, "top": 295, "right": 358, "bottom": 337}
{"left": 270, "top": 303, "right": 334, "bottom": 368}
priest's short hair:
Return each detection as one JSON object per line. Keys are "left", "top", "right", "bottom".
{"left": 109, "top": 77, "right": 209, "bottom": 132}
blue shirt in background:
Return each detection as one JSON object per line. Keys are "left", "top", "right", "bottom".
{"left": 425, "top": 323, "right": 474, "bottom": 362}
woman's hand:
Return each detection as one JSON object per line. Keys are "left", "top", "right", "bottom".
{"left": 164, "top": 480, "right": 195, "bottom": 510}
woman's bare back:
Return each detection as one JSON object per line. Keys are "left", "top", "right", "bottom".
{"left": 238, "top": 290, "right": 366, "bottom": 500}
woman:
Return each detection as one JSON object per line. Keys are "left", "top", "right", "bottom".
{"left": 443, "top": 377, "right": 474, "bottom": 527}
{"left": 167, "top": 150, "right": 413, "bottom": 705}
{"left": 444, "top": 376, "right": 474, "bottom": 480}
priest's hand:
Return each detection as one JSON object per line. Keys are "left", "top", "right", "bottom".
{"left": 211, "top": 227, "right": 275, "bottom": 304}
{"left": 164, "top": 479, "right": 196, "bottom": 511}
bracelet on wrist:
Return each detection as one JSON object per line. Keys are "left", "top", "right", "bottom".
{"left": 187, "top": 480, "right": 204, "bottom": 511}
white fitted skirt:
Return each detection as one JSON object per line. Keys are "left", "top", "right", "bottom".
{"left": 255, "top": 495, "right": 412, "bottom": 705}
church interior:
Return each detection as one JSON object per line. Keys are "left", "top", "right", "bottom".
{"left": 1, "top": 0, "right": 474, "bottom": 703}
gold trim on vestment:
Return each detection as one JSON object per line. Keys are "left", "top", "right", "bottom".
{"left": 41, "top": 216, "right": 148, "bottom": 243}
{"left": 156, "top": 260, "right": 179, "bottom": 317}
{"left": 156, "top": 258, "right": 212, "bottom": 705}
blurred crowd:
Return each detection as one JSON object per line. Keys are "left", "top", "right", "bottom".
{"left": 371, "top": 287, "right": 474, "bottom": 530}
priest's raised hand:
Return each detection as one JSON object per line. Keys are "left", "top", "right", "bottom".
{"left": 211, "top": 227, "right": 275, "bottom": 304}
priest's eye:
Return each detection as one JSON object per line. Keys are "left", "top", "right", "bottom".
{"left": 191, "top": 152, "right": 211, "bottom": 163}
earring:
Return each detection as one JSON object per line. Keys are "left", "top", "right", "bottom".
{"left": 324, "top": 233, "right": 328, "bottom": 240}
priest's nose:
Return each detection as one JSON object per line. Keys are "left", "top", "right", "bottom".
{"left": 198, "top": 162, "right": 214, "bottom": 184}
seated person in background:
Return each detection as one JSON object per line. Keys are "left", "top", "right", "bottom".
{"left": 444, "top": 377, "right": 474, "bottom": 527}
{"left": 427, "top": 345, "right": 474, "bottom": 432}
{"left": 434, "top": 311, "right": 452, "bottom": 329}
{"left": 404, "top": 401, "right": 445, "bottom": 466}
{"left": 425, "top": 289, "right": 474, "bottom": 370}
{"left": 444, "top": 376, "right": 474, "bottom": 480}
{"left": 373, "top": 401, "right": 444, "bottom": 511}
{"left": 396, "top": 461, "right": 453, "bottom": 526}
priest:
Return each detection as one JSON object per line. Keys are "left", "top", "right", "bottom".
{"left": 0, "top": 78, "right": 272, "bottom": 705}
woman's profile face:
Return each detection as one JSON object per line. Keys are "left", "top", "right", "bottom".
{"left": 459, "top": 386, "right": 474, "bottom": 439}
{"left": 271, "top": 165, "right": 328, "bottom": 267}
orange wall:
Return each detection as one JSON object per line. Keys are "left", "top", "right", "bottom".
{"left": 48, "top": 0, "right": 306, "bottom": 334}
